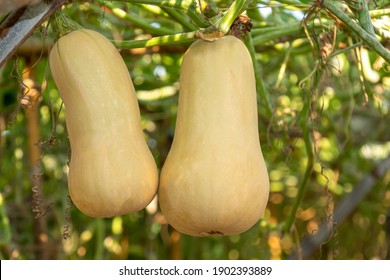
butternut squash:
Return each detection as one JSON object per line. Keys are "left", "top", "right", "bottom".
{"left": 158, "top": 35, "right": 269, "bottom": 236}
{"left": 49, "top": 29, "right": 158, "bottom": 218}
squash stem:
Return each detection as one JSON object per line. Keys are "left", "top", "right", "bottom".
{"left": 50, "top": 10, "right": 82, "bottom": 40}
{"left": 113, "top": 31, "right": 197, "bottom": 49}
{"left": 217, "top": 0, "right": 247, "bottom": 34}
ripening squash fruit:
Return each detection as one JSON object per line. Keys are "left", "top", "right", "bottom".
{"left": 49, "top": 29, "right": 158, "bottom": 218}
{"left": 158, "top": 35, "right": 270, "bottom": 236}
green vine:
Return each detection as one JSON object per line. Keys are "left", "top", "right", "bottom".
{"left": 355, "top": 0, "right": 376, "bottom": 37}
{"left": 323, "top": 0, "right": 390, "bottom": 64}
{"left": 113, "top": 31, "right": 197, "bottom": 49}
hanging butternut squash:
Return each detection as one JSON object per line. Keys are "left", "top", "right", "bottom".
{"left": 49, "top": 29, "right": 158, "bottom": 218}
{"left": 158, "top": 35, "right": 270, "bottom": 236}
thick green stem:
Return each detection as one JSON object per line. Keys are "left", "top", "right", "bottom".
{"left": 217, "top": 0, "right": 247, "bottom": 34}
{"left": 357, "top": 4, "right": 375, "bottom": 37}
{"left": 348, "top": 0, "right": 376, "bottom": 37}
{"left": 113, "top": 31, "right": 197, "bottom": 49}
{"left": 323, "top": 0, "right": 390, "bottom": 64}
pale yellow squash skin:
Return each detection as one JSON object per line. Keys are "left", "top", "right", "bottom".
{"left": 49, "top": 29, "right": 158, "bottom": 218}
{"left": 158, "top": 36, "right": 270, "bottom": 236}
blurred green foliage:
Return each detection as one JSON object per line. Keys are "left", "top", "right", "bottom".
{"left": 0, "top": 0, "right": 390, "bottom": 260}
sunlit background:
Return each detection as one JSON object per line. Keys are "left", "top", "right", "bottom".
{"left": 1, "top": 0, "right": 390, "bottom": 260}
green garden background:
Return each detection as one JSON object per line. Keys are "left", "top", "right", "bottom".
{"left": 0, "top": 0, "right": 390, "bottom": 260}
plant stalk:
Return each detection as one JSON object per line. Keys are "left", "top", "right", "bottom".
{"left": 323, "top": 0, "right": 390, "bottom": 64}
{"left": 113, "top": 31, "right": 197, "bottom": 49}
{"left": 217, "top": 0, "right": 247, "bottom": 34}
{"left": 347, "top": 0, "right": 376, "bottom": 37}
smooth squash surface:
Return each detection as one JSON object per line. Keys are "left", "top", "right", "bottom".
{"left": 158, "top": 36, "right": 270, "bottom": 236}
{"left": 49, "top": 29, "right": 158, "bottom": 218}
